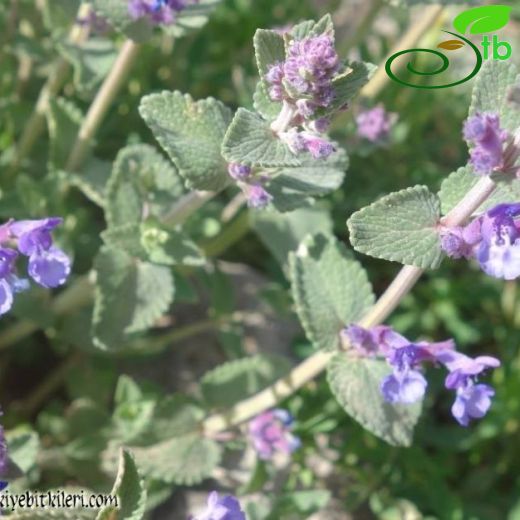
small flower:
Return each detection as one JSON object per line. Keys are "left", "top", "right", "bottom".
{"left": 381, "top": 368, "right": 427, "bottom": 404}
{"left": 439, "top": 219, "right": 481, "bottom": 259}
{"left": 10, "top": 218, "right": 71, "bottom": 289}
{"left": 463, "top": 112, "right": 509, "bottom": 175}
{"left": 77, "top": 10, "right": 111, "bottom": 34}
{"left": 249, "top": 409, "right": 300, "bottom": 460}
{"left": 451, "top": 383, "right": 495, "bottom": 427}
{"left": 356, "top": 105, "right": 397, "bottom": 143}
{"left": 128, "top": 0, "right": 190, "bottom": 25}
{"left": 227, "top": 163, "right": 252, "bottom": 181}
{"left": 191, "top": 491, "right": 246, "bottom": 520}
{"left": 280, "top": 129, "right": 335, "bottom": 159}
{"left": 244, "top": 183, "right": 273, "bottom": 209}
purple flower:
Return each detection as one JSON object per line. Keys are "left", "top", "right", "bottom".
{"left": 356, "top": 105, "right": 396, "bottom": 143}
{"left": 244, "top": 183, "right": 273, "bottom": 209}
{"left": 10, "top": 218, "right": 71, "bottom": 289}
{"left": 228, "top": 163, "right": 252, "bottom": 181}
{"left": 451, "top": 383, "right": 495, "bottom": 427}
{"left": 192, "top": 491, "right": 246, "bottom": 520}
{"left": 280, "top": 129, "right": 335, "bottom": 159}
{"left": 248, "top": 409, "right": 300, "bottom": 460}
{"left": 381, "top": 369, "right": 427, "bottom": 404}
{"left": 77, "top": 11, "right": 111, "bottom": 34}
{"left": 128, "top": 0, "right": 190, "bottom": 25}
{"left": 463, "top": 113, "right": 508, "bottom": 175}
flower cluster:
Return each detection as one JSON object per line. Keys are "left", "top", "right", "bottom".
{"left": 440, "top": 203, "right": 520, "bottom": 280}
{"left": 0, "top": 218, "right": 71, "bottom": 316}
{"left": 265, "top": 33, "right": 342, "bottom": 159}
{"left": 343, "top": 325, "right": 500, "bottom": 426}
{"left": 248, "top": 408, "right": 300, "bottom": 459}
{"left": 356, "top": 105, "right": 397, "bottom": 143}
{"left": 463, "top": 112, "right": 519, "bottom": 176}
{"left": 191, "top": 491, "right": 245, "bottom": 520}
{"left": 227, "top": 163, "right": 273, "bottom": 209}
{"left": 128, "top": 0, "right": 193, "bottom": 25}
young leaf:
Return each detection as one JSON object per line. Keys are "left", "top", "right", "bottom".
{"left": 201, "top": 354, "right": 292, "bottom": 409}
{"left": 6, "top": 430, "right": 40, "bottom": 474}
{"left": 139, "top": 91, "right": 232, "bottom": 191}
{"left": 254, "top": 29, "right": 285, "bottom": 80}
{"left": 347, "top": 185, "right": 443, "bottom": 269}
{"left": 289, "top": 234, "right": 375, "bottom": 351}
{"left": 96, "top": 449, "right": 146, "bottom": 520}
{"left": 327, "top": 354, "right": 422, "bottom": 447}
{"left": 324, "top": 62, "right": 370, "bottom": 115}
{"left": 469, "top": 61, "right": 520, "bottom": 134}
{"left": 162, "top": 0, "right": 221, "bottom": 38}
{"left": 92, "top": 246, "right": 175, "bottom": 350}
{"left": 453, "top": 5, "right": 511, "bottom": 35}
{"left": 439, "top": 165, "right": 520, "bottom": 215}
{"left": 222, "top": 108, "right": 300, "bottom": 168}
{"left": 253, "top": 81, "right": 281, "bottom": 121}
{"left": 290, "top": 14, "right": 334, "bottom": 41}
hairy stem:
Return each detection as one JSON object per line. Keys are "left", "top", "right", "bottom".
{"left": 202, "top": 176, "right": 497, "bottom": 434}
{"left": 65, "top": 39, "right": 141, "bottom": 172}
{"left": 271, "top": 101, "right": 296, "bottom": 134}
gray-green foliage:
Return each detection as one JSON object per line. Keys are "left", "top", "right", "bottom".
{"left": 348, "top": 186, "right": 443, "bottom": 269}
{"left": 327, "top": 355, "right": 422, "bottom": 447}
{"left": 139, "top": 91, "right": 232, "bottom": 191}
{"left": 289, "top": 234, "right": 375, "bottom": 351}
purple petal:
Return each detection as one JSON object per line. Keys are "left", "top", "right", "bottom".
{"left": 28, "top": 247, "right": 71, "bottom": 288}
{"left": 381, "top": 369, "right": 427, "bottom": 404}
{"left": 0, "top": 280, "right": 13, "bottom": 316}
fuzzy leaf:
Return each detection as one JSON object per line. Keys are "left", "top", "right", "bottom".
{"left": 453, "top": 5, "right": 511, "bottom": 35}
{"left": 347, "top": 186, "right": 443, "bottom": 269}
{"left": 69, "top": 157, "right": 110, "bottom": 208}
{"left": 131, "top": 434, "right": 221, "bottom": 485}
{"left": 201, "top": 354, "right": 292, "bottom": 409}
{"left": 96, "top": 449, "right": 146, "bottom": 520}
{"left": 47, "top": 98, "right": 83, "bottom": 172}
{"left": 92, "top": 246, "right": 175, "bottom": 350}
{"left": 6, "top": 430, "right": 39, "bottom": 475}
{"left": 325, "top": 62, "right": 370, "bottom": 115}
{"left": 289, "top": 234, "right": 375, "bottom": 351}
{"left": 253, "top": 81, "right": 281, "bottom": 121}
{"left": 290, "top": 15, "right": 334, "bottom": 40}
{"left": 439, "top": 165, "right": 520, "bottom": 215}
{"left": 252, "top": 207, "right": 333, "bottom": 266}
{"left": 469, "top": 61, "right": 520, "bottom": 134}
{"left": 327, "top": 354, "right": 422, "bottom": 447}
{"left": 222, "top": 108, "right": 300, "bottom": 168}
{"left": 139, "top": 91, "right": 232, "bottom": 191}
{"left": 162, "top": 0, "right": 221, "bottom": 38}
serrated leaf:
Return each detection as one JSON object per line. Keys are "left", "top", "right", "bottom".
{"left": 348, "top": 186, "right": 443, "bottom": 269}
{"left": 289, "top": 14, "right": 334, "bottom": 41}
{"left": 327, "top": 354, "right": 422, "bottom": 446}
{"left": 201, "top": 354, "right": 292, "bottom": 409}
{"left": 57, "top": 38, "right": 118, "bottom": 93}
{"left": 47, "top": 98, "right": 83, "bottom": 172}
{"left": 101, "top": 224, "right": 147, "bottom": 258}
{"left": 265, "top": 146, "right": 347, "bottom": 212}
{"left": 253, "top": 81, "right": 281, "bottom": 121}
{"left": 139, "top": 91, "right": 231, "bottom": 191}
{"left": 96, "top": 449, "right": 146, "bottom": 520}
{"left": 105, "top": 144, "right": 184, "bottom": 227}
{"left": 69, "top": 157, "right": 110, "bottom": 208}
{"left": 438, "top": 165, "right": 520, "bottom": 215}
{"left": 469, "top": 61, "right": 520, "bottom": 134}
{"left": 453, "top": 5, "right": 511, "bottom": 35}
{"left": 289, "top": 234, "right": 375, "bottom": 351}
{"left": 150, "top": 395, "right": 203, "bottom": 440}
{"left": 92, "top": 246, "right": 175, "bottom": 350}
{"left": 131, "top": 435, "right": 221, "bottom": 485}
{"left": 325, "top": 62, "right": 370, "bottom": 116}
{"left": 6, "top": 430, "right": 39, "bottom": 475}
{"left": 222, "top": 108, "right": 300, "bottom": 168}
{"left": 252, "top": 207, "right": 333, "bottom": 266}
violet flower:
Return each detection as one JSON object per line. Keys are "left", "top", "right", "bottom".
{"left": 128, "top": 0, "right": 191, "bottom": 25}
{"left": 228, "top": 163, "right": 252, "bottom": 181}
{"left": 356, "top": 105, "right": 397, "bottom": 143}
{"left": 248, "top": 409, "right": 300, "bottom": 460}
{"left": 191, "top": 491, "right": 245, "bottom": 520}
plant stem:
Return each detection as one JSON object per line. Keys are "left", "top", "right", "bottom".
{"left": 202, "top": 210, "right": 250, "bottom": 257}
{"left": 202, "top": 176, "right": 497, "bottom": 435}
{"left": 6, "top": 3, "right": 91, "bottom": 179}
{"left": 65, "top": 39, "right": 141, "bottom": 172}
{"left": 163, "top": 190, "right": 216, "bottom": 227}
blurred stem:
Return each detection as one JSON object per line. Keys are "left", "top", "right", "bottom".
{"left": 6, "top": 3, "right": 91, "bottom": 179}
{"left": 202, "top": 176, "right": 498, "bottom": 435}
{"left": 65, "top": 39, "right": 141, "bottom": 172}
{"left": 163, "top": 190, "right": 216, "bottom": 227}
{"left": 202, "top": 210, "right": 250, "bottom": 257}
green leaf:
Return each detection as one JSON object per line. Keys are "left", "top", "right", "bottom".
{"left": 254, "top": 29, "right": 285, "bottom": 79}
{"left": 69, "top": 157, "right": 110, "bottom": 208}
{"left": 347, "top": 186, "right": 443, "bottom": 269}
{"left": 42, "top": 0, "right": 81, "bottom": 33}
{"left": 265, "top": 146, "right": 347, "bottom": 212}
{"left": 6, "top": 429, "right": 40, "bottom": 474}
{"left": 453, "top": 5, "right": 511, "bottom": 35}
{"left": 105, "top": 144, "right": 185, "bottom": 228}
{"left": 252, "top": 206, "right": 333, "bottom": 266}
{"left": 327, "top": 354, "right": 422, "bottom": 446}
{"left": 57, "top": 38, "right": 118, "bottom": 93}
{"left": 92, "top": 246, "right": 175, "bottom": 350}
{"left": 469, "top": 61, "right": 520, "bottom": 134}
{"left": 47, "top": 98, "right": 83, "bottom": 172}
{"left": 96, "top": 449, "right": 146, "bottom": 520}
{"left": 161, "top": 0, "right": 221, "bottom": 38}
{"left": 131, "top": 434, "right": 221, "bottom": 485}
{"left": 222, "top": 108, "right": 300, "bottom": 168}
{"left": 139, "top": 91, "right": 232, "bottom": 191}
{"left": 253, "top": 81, "right": 281, "bottom": 122}
{"left": 201, "top": 354, "right": 292, "bottom": 409}
{"left": 289, "top": 15, "right": 334, "bottom": 40}
{"left": 289, "top": 234, "right": 375, "bottom": 351}
{"left": 149, "top": 395, "right": 203, "bottom": 440}
{"left": 325, "top": 62, "right": 370, "bottom": 116}
{"left": 438, "top": 165, "right": 520, "bottom": 215}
